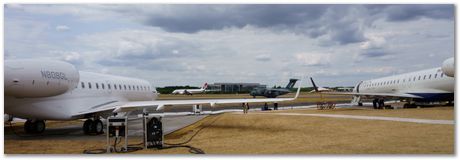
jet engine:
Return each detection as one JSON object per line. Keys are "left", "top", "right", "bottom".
{"left": 441, "top": 57, "right": 454, "bottom": 77}
{"left": 5, "top": 59, "right": 80, "bottom": 98}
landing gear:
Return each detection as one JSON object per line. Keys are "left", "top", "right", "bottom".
{"left": 83, "top": 119, "right": 104, "bottom": 135}
{"left": 378, "top": 99, "right": 385, "bottom": 109}
{"left": 372, "top": 98, "right": 386, "bottom": 109}
{"left": 358, "top": 102, "right": 363, "bottom": 106}
{"left": 24, "top": 120, "right": 46, "bottom": 134}
{"left": 372, "top": 99, "right": 378, "bottom": 109}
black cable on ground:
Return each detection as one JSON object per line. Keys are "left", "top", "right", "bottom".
{"left": 165, "top": 114, "right": 222, "bottom": 146}
{"left": 83, "top": 114, "right": 222, "bottom": 154}
{"left": 83, "top": 137, "right": 144, "bottom": 154}
{"left": 160, "top": 145, "right": 205, "bottom": 154}
{"left": 158, "top": 114, "right": 223, "bottom": 154}
{"left": 83, "top": 148, "right": 106, "bottom": 154}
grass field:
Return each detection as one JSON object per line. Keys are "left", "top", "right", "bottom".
{"left": 142, "top": 107, "right": 454, "bottom": 154}
{"left": 4, "top": 107, "right": 454, "bottom": 154}
{"left": 277, "top": 107, "right": 455, "bottom": 120}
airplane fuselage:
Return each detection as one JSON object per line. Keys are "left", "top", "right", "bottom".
{"left": 171, "top": 88, "right": 205, "bottom": 94}
{"left": 5, "top": 70, "right": 158, "bottom": 120}
{"left": 356, "top": 67, "right": 454, "bottom": 102}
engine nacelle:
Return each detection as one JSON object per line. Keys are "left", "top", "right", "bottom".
{"left": 5, "top": 59, "right": 80, "bottom": 98}
{"left": 441, "top": 57, "right": 454, "bottom": 77}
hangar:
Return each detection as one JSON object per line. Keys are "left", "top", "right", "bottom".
{"left": 206, "top": 82, "right": 266, "bottom": 93}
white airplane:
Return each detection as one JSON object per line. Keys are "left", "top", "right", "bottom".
{"left": 317, "top": 57, "right": 454, "bottom": 108}
{"left": 4, "top": 59, "right": 302, "bottom": 134}
{"left": 309, "top": 78, "right": 331, "bottom": 93}
{"left": 171, "top": 83, "right": 208, "bottom": 95}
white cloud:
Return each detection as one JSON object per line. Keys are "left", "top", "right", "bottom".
{"left": 360, "top": 35, "right": 386, "bottom": 50}
{"left": 49, "top": 50, "right": 83, "bottom": 65}
{"left": 55, "top": 25, "right": 70, "bottom": 32}
{"left": 295, "top": 53, "right": 331, "bottom": 66}
{"left": 255, "top": 54, "right": 271, "bottom": 61}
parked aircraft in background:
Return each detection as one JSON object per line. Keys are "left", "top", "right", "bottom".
{"left": 250, "top": 79, "right": 298, "bottom": 98}
{"left": 319, "top": 57, "right": 454, "bottom": 108}
{"left": 171, "top": 83, "right": 208, "bottom": 95}
{"left": 309, "top": 78, "right": 331, "bottom": 92}
{"left": 5, "top": 59, "right": 302, "bottom": 134}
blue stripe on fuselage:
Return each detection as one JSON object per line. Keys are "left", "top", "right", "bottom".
{"left": 408, "top": 93, "right": 454, "bottom": 102}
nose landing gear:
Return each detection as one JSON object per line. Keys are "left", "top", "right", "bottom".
{"left": 24, "top": 120, "right": 46, "bottom": 134}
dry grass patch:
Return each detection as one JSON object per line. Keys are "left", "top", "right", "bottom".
{"left": 276, "top": 107, "right": 454, "bottom": 120}
{"left": 139, "top": 112, "right": 454, "bottom": 154}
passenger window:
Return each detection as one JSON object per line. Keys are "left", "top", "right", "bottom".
{"left": 423, "top": 75, "right": 426, "bottom": 80}
{"left": 429, "top": 74, "right": 431, "bottom": 79}
{"left": 124, "top": 85, "right": 127, "bottom": 90}
{"left": 441, "top": 73, "right": 444, "bottom": 78}
{"left": 129, "top": 85, "right": 131, "bottom": 90}
{"left": 114, "top": 84, "right": 117, "bottom": 90}
{"left": 88, "top": 82, "right": 92, "bottom": 89}
{"left": 96, "top": 83, "right": 99, "bottom": 89}
{"left": 81, "top": 82, "right": 85, "bottom": 88}
{"left": 418, "top": 76, "right": 421, "bottom": 80}
{"left": 102, "top": 83, "right": 105, "bottom": 89}
{"left": 434, "top": 73, "right": 437, "bottom": 78}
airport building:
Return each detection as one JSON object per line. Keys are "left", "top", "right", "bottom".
{"left": 207, "top": 83, "right": 266, "bottom": 93}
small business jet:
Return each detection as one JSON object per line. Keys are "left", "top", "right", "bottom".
{"left": 171, "top": 83, "right": 208, "bottom": 95}
{"left": 315, "top": 57, "right": 454, "bottom": 108}
{"left": 5, "top": 59, "right": 302, "bottom": 134}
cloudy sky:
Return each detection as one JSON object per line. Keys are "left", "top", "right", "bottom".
{"left": 4, "top": 4, "right": 455, "bottom": 87}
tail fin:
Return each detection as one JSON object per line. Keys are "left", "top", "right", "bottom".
{"left": 310, "top": 77, "right": 319, "bottom": 92}
{"left": 201, "top": 83, "right": 208, "bottom": 90}
{"left": 285, "top": 79, "right": 299, "bottom": 89}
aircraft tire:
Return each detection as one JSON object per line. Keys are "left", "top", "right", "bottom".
{"left": 83, "top": 119, "right": 93, "bottom": 135}
{"left": 372, "top": 99, "right": 378, "bottom": 109}
{"left": 34, "top": 120, "right": 46, "bottom": 134}
{"left": 24, "top": 120, "right": 33, "bottom": 133}
{"left": 94, "top": 119, "right": 104, "bottom": 134}
{"left": 24, "top": 120, "right": 45, "bottom": 134}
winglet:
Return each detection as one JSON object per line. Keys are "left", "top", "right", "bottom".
{"left": 156, "top": 104, "right": 164, "bottom": 111}
{"left": 293, "top": 78, "right": 302, "bottom": 99}
{"left": 310, "top": 77, "right": 319, "bottom": 92}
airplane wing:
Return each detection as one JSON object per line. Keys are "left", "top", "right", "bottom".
{"left": 320, "top": 92, "right": 423, "bottom": 98}
{"left": 73, "top": 82, "right": 301, "bottom": 117}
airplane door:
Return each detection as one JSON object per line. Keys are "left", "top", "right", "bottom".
{"left": 354, "top": 81, "right": 363, "bottom": 93}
